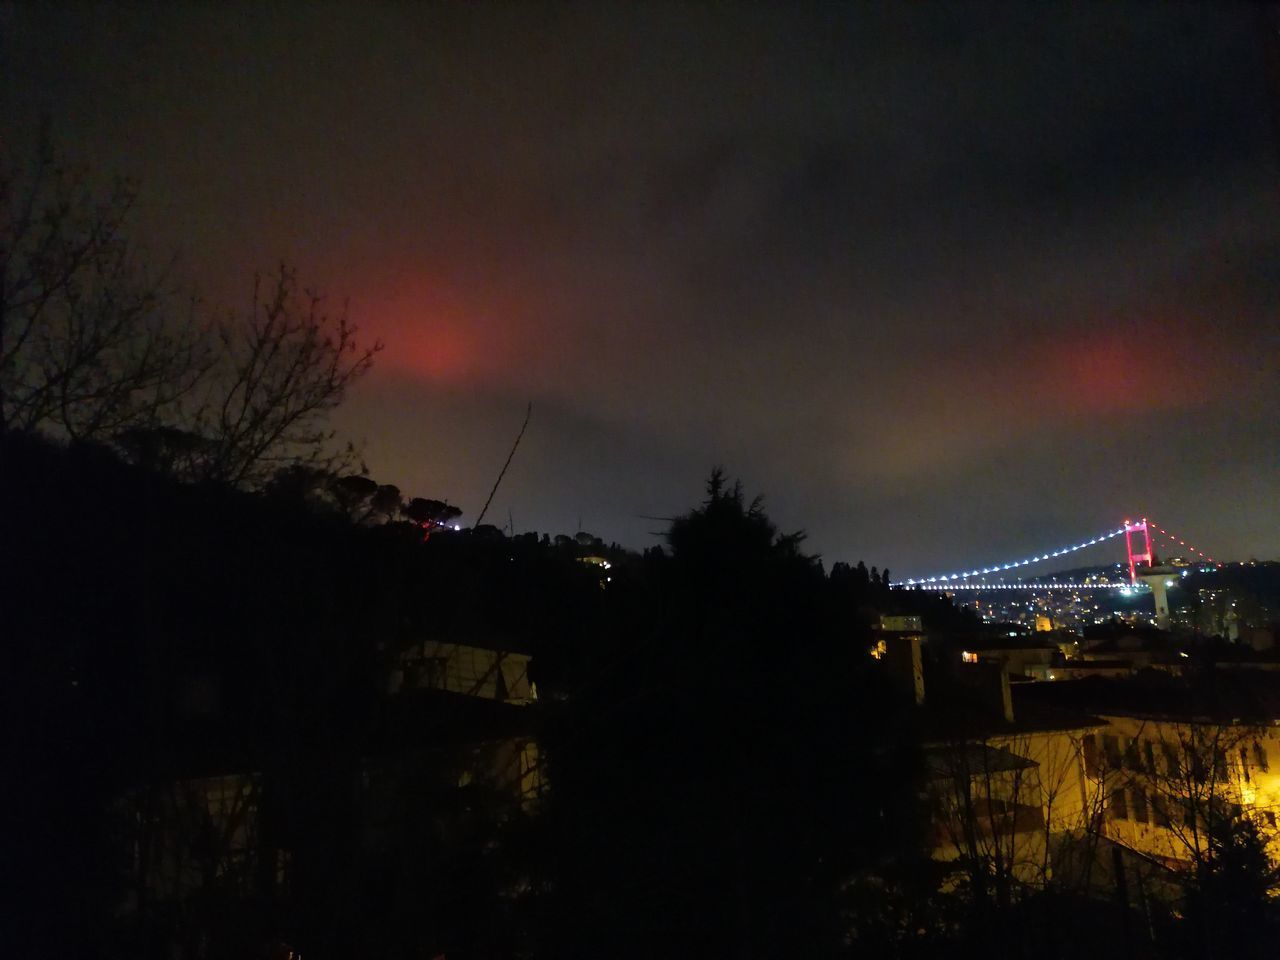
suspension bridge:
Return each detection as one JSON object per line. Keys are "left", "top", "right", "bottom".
{"left": 895, "top": 517, "right": 1216, "bottom": 592}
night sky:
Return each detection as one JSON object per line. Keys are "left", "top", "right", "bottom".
{"left": 5, "top": 3, "right": 1278, "bottom": 576}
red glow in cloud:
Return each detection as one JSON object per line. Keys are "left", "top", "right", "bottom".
{"left": 385, "top": 320, "right": 477, "bottom": 383}
{"left": 858, "top": 318, "right": 1233, "bottom": 482}
{"left": 357, "top": 275, "right": 519, "bottom": 387}
{"left": 1058, "top": 333, "right": 1158, "bottom": 413}
{"left": 1037, "top": 319, "right": 1220, "bottom": 417}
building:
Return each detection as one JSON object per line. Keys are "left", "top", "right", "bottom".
{"left": 1037, "top": 659, "right": 1133, "bottom": 681}
{"left": 386, "top": 638, "right": 542, "bottom": 805}
{"left": 1019, "top": 673, "right": 1280, "bottom": 873}
{"left": 879, "top": 630, "right": 1103, "bottom": 889}
{"left": 115, "top": 637, "right": 545, "bottom": 936}
{"left": 389, "top": 638, "right": 537, "bottom": 703}
{"left": 957, "top": 635, "right": 1059, "bottom": 678}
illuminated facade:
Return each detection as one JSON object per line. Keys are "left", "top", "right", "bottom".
{"left": 926, "top": 718, "right": 1100, "bottom": 888}
{"left": 388, "top": 639, "right": 543, "bottom": 805}
{"left": 879, "top": 627, "right": 1102, "bottom": 887}
{"left": 1019, "top": 674, "right": 1280, "bottom": 883}
{"left": 1084, "top": 712, "right": 1280, "bottom": 869}
{"left": 390, "top": 639, "right": 537, "bottom": 703}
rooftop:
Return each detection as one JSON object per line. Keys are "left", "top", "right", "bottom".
{"left": 1016, "top": 671, "right": 1280, "bottom": 724}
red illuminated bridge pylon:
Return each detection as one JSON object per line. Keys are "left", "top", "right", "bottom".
{"left": 1123, "top": 518, "right": 1153, "bottom": 585}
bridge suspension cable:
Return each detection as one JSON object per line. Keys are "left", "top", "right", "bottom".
{"left": 898, "top": 525, "right": 1128, "bottom": 586}
{"left": 1145, "top": 518, "right": 1215, "bottom": 563}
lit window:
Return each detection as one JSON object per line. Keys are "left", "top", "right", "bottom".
{"left": 961, "top": 651, "right": 978, "bottom": 664}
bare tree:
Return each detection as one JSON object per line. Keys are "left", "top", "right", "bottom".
{"left": 2, "top": 140, "right": 380, "bottom": 487}
{"left": 1073, "top": 715, "right": 1280, "bottom": 955}
{"left": 928, "top": 734, "right": 1054, "bottom": 911}
{"left": 1, "top": 139, "right": 208, "bottom": 438}
{"left": 1095, "top": 718, "right": 1280, "bottom": 876}
{"left": 119, "top": 773, "right": 268, "bottom": 958}
{"left": 925, "top": 715, "right": 1152, "bottom": 952}
{"left": 195, "top": 265, "right": 379, "bottom": 487}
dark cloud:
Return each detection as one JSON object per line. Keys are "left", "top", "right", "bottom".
{"left": 5, "top": 2, "right": 1277, "bottom": 572}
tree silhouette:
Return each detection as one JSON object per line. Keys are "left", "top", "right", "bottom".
{"left": 404, "top": 497, "right": 463, "bottom": 530}
{"left": 1, "top": 141, "right": 379, "bottom": 487}
{"left": 536, "top": 470, "right": 923, "bottom": 958}
{"left": 198, "top": 266, "right": 378, "bottom": 487}
{"left": 1, "top": 138, "right": 207, "bottom": 437}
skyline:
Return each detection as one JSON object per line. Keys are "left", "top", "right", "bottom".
{"left": 5, "top": 2, "right": 1278, "bottom": 572}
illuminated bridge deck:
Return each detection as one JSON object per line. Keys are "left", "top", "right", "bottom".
{"left": 895, "top": 518, "right": 1214, "bottom": 592}
{"left": 899, "top": 581, "right": 1141, "bottom": 592}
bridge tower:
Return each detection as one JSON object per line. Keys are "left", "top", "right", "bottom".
{"left": 1126, "top": 518, "right": 1175, "bottom": 630}
{"left": 1124, "top": 519, "right": 1153, "bottom": 584}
